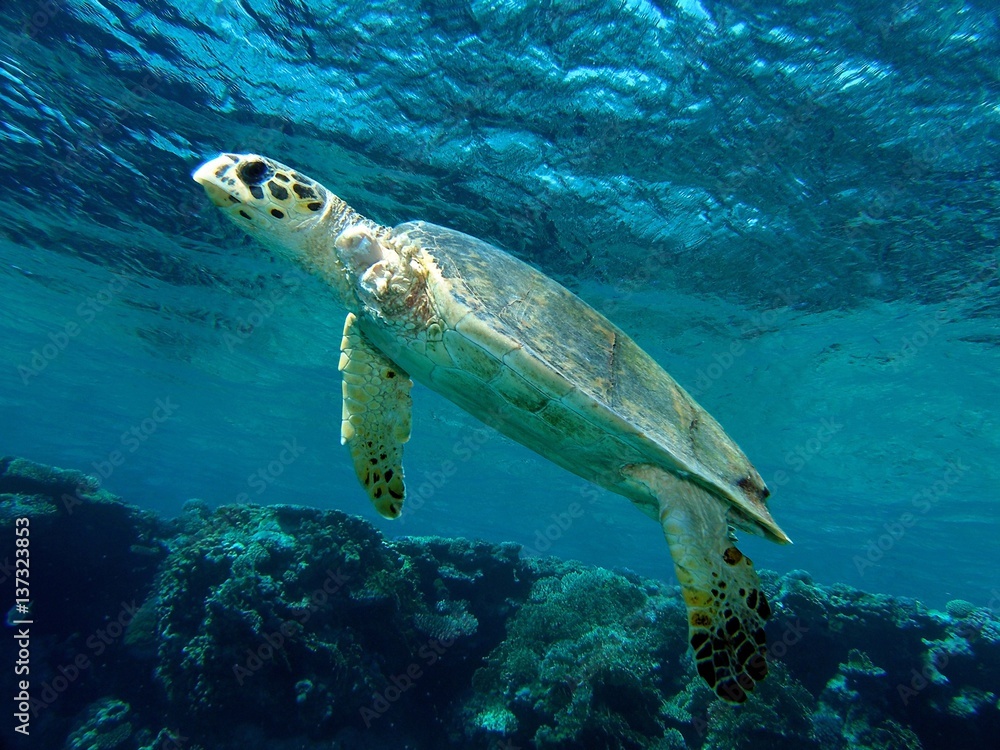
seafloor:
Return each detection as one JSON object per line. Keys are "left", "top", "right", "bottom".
{"left": 1, "top": 456, "right": 997, "bottom": 750}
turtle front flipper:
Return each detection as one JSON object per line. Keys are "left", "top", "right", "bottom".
{"left": 625, "top": 464, "right": 770, "bottom": 703}
{"left": 339, "top": 312, "right": 412, "bottom": 519}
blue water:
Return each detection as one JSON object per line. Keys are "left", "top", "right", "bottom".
{"left": 2, "top": 0, "right": 998, "bottom": 624}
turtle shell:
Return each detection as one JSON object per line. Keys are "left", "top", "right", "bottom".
{"left": 386, "top": 221, "right": 785, "bottom": 542}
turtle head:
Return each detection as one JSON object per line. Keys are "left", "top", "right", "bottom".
{"left": 193, "top": 153, "right": 330, "bottom": 245}
{"left": 194, "top": 152, "right": 396, "bottom": 310}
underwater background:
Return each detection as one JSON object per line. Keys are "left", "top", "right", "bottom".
{"left": 0, "top": 0, "right": 998, "bottom": 748}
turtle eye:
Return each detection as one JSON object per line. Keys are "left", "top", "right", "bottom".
{"left": 238, "top": 160, "right": 270, "bottom": 186}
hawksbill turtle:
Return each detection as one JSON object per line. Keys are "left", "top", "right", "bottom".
{"left": 193, "top": 153, "right": 790, "bottom": 702}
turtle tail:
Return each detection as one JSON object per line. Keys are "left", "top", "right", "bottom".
{"left": 625, "top": 464, "right": 771, "bottom": 703}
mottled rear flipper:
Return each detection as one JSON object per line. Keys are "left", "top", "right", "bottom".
{"left": 625, "top": 465, "right": 771, "bottom": 703}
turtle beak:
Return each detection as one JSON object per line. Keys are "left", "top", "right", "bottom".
{"left": 193, "top": 154, "right": 240, "bottom": 207}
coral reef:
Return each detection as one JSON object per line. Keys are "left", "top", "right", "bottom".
{"left": 1, "top": 457, "right": 999, "bottom": 750}
{"left": 462, "top": 566, "right": 687, "bottom": 748}
{"left": 66, "top": 698, "right": 135, "bottom": 750}
{"left": 945, "top": 600, "right": 978, "bottom": 620}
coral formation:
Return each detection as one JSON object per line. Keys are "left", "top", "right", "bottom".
{"left": 840, "top": 648, "right": 887, "bottom": 679}
{"left": 1, "top": 457, "right": 998, "bottom": 750}
{"left": 462, "top": 566, "right": 687, "bottom": 749}
{"left": 66, "top": 698, "right": 134, "bottom": 750}
{"left": 945, "top": 600, "right": 978, "bottom": 620}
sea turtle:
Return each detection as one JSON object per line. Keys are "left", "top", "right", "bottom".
{"left": 193, "top": 153, "right": 791, "bottom": 702}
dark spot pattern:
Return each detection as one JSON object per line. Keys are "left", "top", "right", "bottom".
{"left": 746, "top": 654, "right": 768, "bottom": 681}
{"left": 249, "top": 185, "right": 264, "bottom": 200}
{"left": 238, "top": 160, "right": 269, "bottom": 185}
{"left": 756, "top": 596, "right": 771, "bottom": 619}
{"left": 737, "top": 475, "right": 771, "bottom": 501}
{"left": 268, "top": 181, "right": 289, "bottom": 200}
{"left": 293, "top": 183, "right": 317, "bottom": 199}
{"left": 270, "top": 209, "right": 285, "bottom": 219}
{"left": 697, "top": 661, "right": 715, "bottom": 684}
{"left": 307, "top": 202, "right": 322, "bottom": 211}
{"left": 686, "top": 548, "right": 773, "bottom": 703}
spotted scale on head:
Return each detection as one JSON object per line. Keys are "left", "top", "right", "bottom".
{"left": 193, "top": 154, "right": 329, "bottom": 231}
